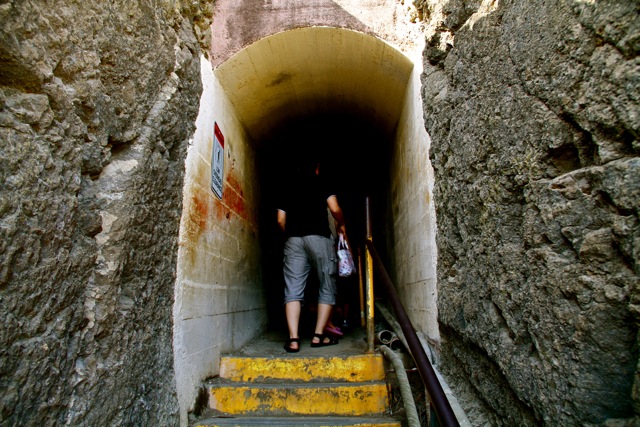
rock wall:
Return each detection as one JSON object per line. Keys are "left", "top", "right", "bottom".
{"left": 0, "top": 1, "right": 209, "bottom": 425}
{"left": 418, "top": 0, "right": 639, "bottom": 425}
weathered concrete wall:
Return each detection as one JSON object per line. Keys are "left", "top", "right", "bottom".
{"left": 418, "top": 0, "right": 639, "bottom": 425}
{"left": 210, "top": 0, "right": 425, "bottom": 66}
{"left": 210, "top": 3, "right": 438, "bottom": 349}
{"left": 0, "top": 1, "right": 210, "bottom": 425}
{"left": 174, "top": 56, "right": 266, "bottom": 425}
{"left": 389, "top": 44, "right": 441, "bottom": 344}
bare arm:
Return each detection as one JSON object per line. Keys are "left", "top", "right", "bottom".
{"left": 327, "top": 196, "right": 346, "bottom": 236}
{"left": 277, "top": 209, "right": 286, "bottom": 232}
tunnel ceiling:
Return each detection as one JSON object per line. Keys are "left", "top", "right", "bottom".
{"left": 214, "top": 27, "right": 414, "bottom": 144}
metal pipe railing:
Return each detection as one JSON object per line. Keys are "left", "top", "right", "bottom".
{"left": 365, "top": 238, "right": 460, "bottom": 427}
{"left": 364, "top": 197, "right": 375, "bottom": 353}
{"left": 358, "top": 247, "right": 366, "bottom": 328}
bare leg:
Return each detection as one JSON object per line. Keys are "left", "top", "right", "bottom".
{"left": 313, "top": 303, "right": 333, "bottom": 344}
{"left": 285, "top": 301, "right": 301, "bottom": 350}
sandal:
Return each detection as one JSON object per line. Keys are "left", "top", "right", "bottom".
{"left": 324, "top": 325, "right": 344, "bottom": 338}
{"left": 310, "top": 333, "right": 339, "bottom": 348}
{"left": 284, "top": 338, "right": 300, "bottom": 353}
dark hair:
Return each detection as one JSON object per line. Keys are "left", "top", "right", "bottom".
{"left": 292, "top": 148, "right": 321, "bottom": 175}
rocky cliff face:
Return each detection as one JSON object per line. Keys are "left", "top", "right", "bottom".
{"left": 0, "top": 1, "right": 210, "bottom": 425}
{"left": 418, "top": 0, "right": 639, "bottom": 425}
{"left": 2, "top": 0, "right": 637, "bottom": 425}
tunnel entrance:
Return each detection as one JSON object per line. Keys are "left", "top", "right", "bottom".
{"left": 174, "top": 26, "right": 436, "bottom": 423}
{"left": 258, "top": 112, "right": 393, "bottom": 328}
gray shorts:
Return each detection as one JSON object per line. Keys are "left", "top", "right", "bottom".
{"left": 283, "top": 235, "right": 337, "bottom": 305}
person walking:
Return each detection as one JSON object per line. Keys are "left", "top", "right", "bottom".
{"left": 277, "top": 158, "right": 348, "bottom": 352}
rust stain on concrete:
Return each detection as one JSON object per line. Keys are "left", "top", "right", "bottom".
{"left": 180, "top": 188, "right": 210, "bottom": 268}
{"left": 192, "top": 192, "right": 209, "bottom": 230}
{"left": 223, "top": 170, "right": 248, "bottom": 222}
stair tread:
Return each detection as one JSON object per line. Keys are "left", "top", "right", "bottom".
{"left": 200, "top": 330, "right": 397, "bottom": 423}
{"left": 193, "top": 415, "right": 402, "bottom": 427}
{"left": 219, "top": 353, "right": 385, "bottom": 383}
{"left": 221, "top": 354, "right": 381, "bottom": 359}
{"left": 208, "top": 380, "right": 389, "bottom": 416}
{"left": 208, "top": 380, "right": 387, "bottom": 388}
{"left": 230, "top": 330, "right": 369, "bottom": 358}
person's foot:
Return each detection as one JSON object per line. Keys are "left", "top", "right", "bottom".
{"left": 284, "top": 338, "right": 300, "bottom": 353}
{"left": 324, "top": 325, "right": 343, "bottom": 338}
{"left": 311, "top": 333, "right": 339, "bottom": 347}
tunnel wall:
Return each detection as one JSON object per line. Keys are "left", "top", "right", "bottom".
{"left": 183, "top": 0, "right": 445, "bottom": 422}
{"left": 389, "top": 48, "right": 441, "bottom": 344}
{"left": 174, "top": 56, "right": 267, "bottom": 424}
{"left": 418, "top": 0, "right": 639, "bottom": 425}
{"left": 0, "top": 1, "right": 211, "bottom": 425}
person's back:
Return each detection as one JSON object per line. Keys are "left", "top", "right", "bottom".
{"left": 280, "top": 172, "right": 332, "bottom": 238}
{"left": 277, "top": 159, "right": 349, "bottom": 352}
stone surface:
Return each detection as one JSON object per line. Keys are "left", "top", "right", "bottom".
{"left": 210, "top": 0, "right": 425, "bottom": 66}
{"left": 417, "top": 0, "right": 639, "bottom": 425}
{"left": 0, "top": 1, "right": 209, "bottom": 425}
{"left": 2, "top": 0, "right": 638, "bottom": 426}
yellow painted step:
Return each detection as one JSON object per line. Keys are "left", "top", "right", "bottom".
{"left": 194, "top": 415, "right": 402, "bottom": 427}
{"left": 207, "top": 381, "right": 389, "bottom": 416}
{"left": 219, "top": 354, "right": 386, "bottom": 383}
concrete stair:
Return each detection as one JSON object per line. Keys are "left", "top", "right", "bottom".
{"left": 193, "top": 342, "right": 402, "bottom": 427}
{"left": 194, "top": 416, "right": 401, "bottom": 427}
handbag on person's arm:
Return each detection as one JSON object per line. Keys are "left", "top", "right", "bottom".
{"left": 337, "top": 234, "right": 356, "bottom": 277}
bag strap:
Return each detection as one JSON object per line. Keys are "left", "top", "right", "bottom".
{"left": 338, "top": 233, "right": 350, "bottom": 250}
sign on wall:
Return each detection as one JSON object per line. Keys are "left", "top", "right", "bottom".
{"left": 211, "top": 122, "right": 225, "bottom": 199}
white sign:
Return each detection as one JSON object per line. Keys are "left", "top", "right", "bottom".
{"left": 211, "top": 122, "right": 224, "bottom": 199}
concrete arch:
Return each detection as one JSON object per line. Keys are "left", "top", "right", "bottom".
{"left": 174, "top": 25, "right": 437, "bottom": 425}
{"left": 214, "top": 27, "right": 413, "bottom": 144}
{"left": 209, "top": 0, "right": 422, "bottom": 68}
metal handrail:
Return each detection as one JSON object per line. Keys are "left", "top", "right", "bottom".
{"left": 364, "top": 197, "right": 375, "bottom": 352}
{"left": 365, "top": 238, "right": 460, "bottom": 427}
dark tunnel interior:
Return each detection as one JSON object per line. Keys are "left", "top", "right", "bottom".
{"left": 257, "top": 112, "right": 395, "bottom": 330}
